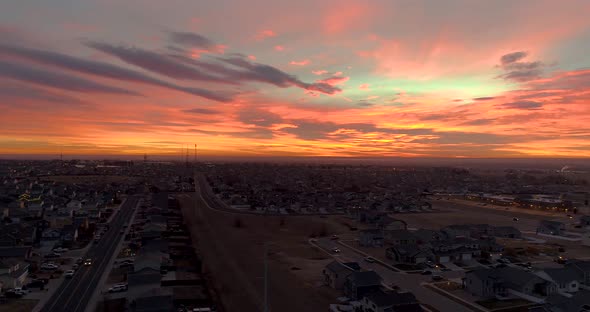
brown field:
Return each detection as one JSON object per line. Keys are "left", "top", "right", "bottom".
{"left": 178, "top": 193, "right": 347, "bottom": 312}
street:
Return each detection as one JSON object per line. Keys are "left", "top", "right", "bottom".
{"left": 313, "top": 237, "right": 473, "bottom": 312}
{"left": 39, "top": 196, "right": 138, "bottom": 312}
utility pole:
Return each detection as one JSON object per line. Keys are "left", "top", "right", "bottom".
{"left": 264, "top": 242, "right": 269, "bottom": 312}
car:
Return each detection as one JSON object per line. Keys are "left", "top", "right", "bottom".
{"left": 52, "top": 247, "right": 69, "bottom": 253}
{"left": 495, "top": 263, "right": 508, "bottom": 268}
{"left": 44, "top": 252, "right": 61, "bottom": 258}
{"left": 120, "top": 230, "right": 125, "bottom": 235}
{"left": 498, "top": 258, "right": 511, "bottom": 264}
{"left": 64, "top": 270, "right": 75, "bottom": 278}
{"left": 310, "top": 238, "right": 318, "bottom": 243}
{"left": 108, "top": 283, "right": 128, "bottom": 293}
{"left": 26, "top": 280, "right": 45, "bottom": 289}
{"left": 513, "top": 217, "right": 519, "bottom": 221}
{"left": 72, "top": 264, "right": 79, "bottom": 270}
{"left": 558, "top": 247, "right": 566, "bottom": 252}
{"left": 567, "top": 215, "right": 573, "bottom": 219}
{"left": 432, "top": 275, "right": 443, "bottom": 281}
{"left": 4, "top": 290, "right": 23, "bottom": 298}
{"left": 84, "top": 258, "right": 93, "bottom": 266}
{"left": 575, "top": 225, "right": 582, "bottom": 228}
{"left": 425, "top": 261, "right": 436, "bottom": 268}
{"left": 364, "top": 257, "right": 376, "bottom": 263}
{"left": 555, "top": 256, "right": 567, "bottom": 264}
{"left": 76, "top": 257, "right": 84, "bottom": 264}
{"left": 330, "top": 235, "right": 339, "bottom": 240}
{"left": 331, "top": 247, "right": 340, "bottom": 253}
{"left": 421, "top": 270, "right": 432, "bottom": 275}
{"left": 41, "top": 263, "right": 59, "bottom": 270}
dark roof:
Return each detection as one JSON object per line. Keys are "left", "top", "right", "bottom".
{"left": 546, "top": 290, "right": 590, "bottom": 312}
{"left": 134, "top": 294, "right": 173, "bottom": 312}
{"left": 365, "top": 290, "right": 418, "bottom": 307}
{"left": 347, "top": 271, "right": 382, "bottom": 287}
{"left": 468, "top": 267, "right": 543, "bottom": 289}
{"left": 543, "top": 267, "right": 581, "bottom": 283}
{"left": 386, "top": 230, "right": 417, "bottom": 240}
{"left": 0, "top": 246, "right": 30, "bottom": 258}
{"left": 567, "top": 260, "right": 590, "bottom": 272}
{"left": 325, "top": 260, "right": 354, "bottom": 275}
{"left": 128, "top": 267, "right": 161, "bottom": 286}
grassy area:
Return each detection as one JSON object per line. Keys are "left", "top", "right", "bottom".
{"left": 476, "top": 298, "right": 531, "bottom": 309}
{"left": 0, "top": 299, "right": 39, "bottom": 312}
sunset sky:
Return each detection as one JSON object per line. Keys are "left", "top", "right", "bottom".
{"left": 1, "top": 0, "right": 589, "bottom": 158}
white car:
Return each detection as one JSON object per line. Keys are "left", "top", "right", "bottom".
{"left": 331, "top": 247, "right": 341, "bottom": 253}
{"left": 41, "top": 263, "right": 59, "bottom": 270}
{"left": 108, "top": 283, "right": 128, "bottom": 293}
{"left": 84, "top": 258, "right": 93, "bottom": 266}
{"left": 64, "top": 270, "right": 75, "bottom": 278}
{"left": 364, "top": 256, "right": 376, "bottom": 263}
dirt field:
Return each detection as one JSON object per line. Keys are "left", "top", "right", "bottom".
{"left": 177, "top": 193, "right": 347, "bottom": 312}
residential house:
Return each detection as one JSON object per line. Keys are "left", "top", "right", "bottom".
{"left": 493, "top": 226, "right": 522, "bottom": 239}
{"left": 580, "top": 215, "right": 590, "bottom": 227}
{"left": 377, "top": 217, "right": 407, "bottom": 231}
{"left": 384, "top": 230, "right": 417, "bottom": 246}
{"left": 343, "top": 271, "right": 382, "bottom": 300}
{"left": 413, "top": 229, "right": 444, "bottom": 244}
{"left": 322, "top": 261, "right": 356, "bottom": 290}
{"left": 359, "top": 229, "right": 384, "bottom": 247}
{"left": 545, "top": 290, "right": 590, "bottom": 312}
{"left": 536, "top": 268, "right": 580, "bottom": 293}
{"left": 565, "top": 260, "right": 590, "bottom": 286}
{"left": 0, "top": 259, "right": 29, "bottom": 290}
{"left": 361, "top": 290, "right": 422, "bottom": 312}
{"left": 465, "top": 267, "right": 556, "bottom": 299}
{"left": 537, "top": 220, "right": 565, "bottom": 236}
{"left": 0, "top": 247, "right": 31, "bottom": 260}
{"left": 386, "top": 245, "right": 433, "bottom": 264}
{"left": 441, "top": 225, "right": 472, "bottom": 239}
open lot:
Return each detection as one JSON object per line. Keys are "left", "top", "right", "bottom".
{"left": 0, "top": 299, "right": 39, "bottom": 312}
{"left": 178, "top": 190, "right": 347, "bottom": 312}
{"left": 395, "top": 199, "right": 572, "bottom": 233}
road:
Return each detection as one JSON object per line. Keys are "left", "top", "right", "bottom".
{"left": 39, "top": 196, "right": 138, "bottom": 312}
{"left": 313, "top": 237, "right": 473, "bottom": 312}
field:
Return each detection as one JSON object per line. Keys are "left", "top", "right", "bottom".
{"left": 177, "top": 193, "right": 348, "bottom": 312}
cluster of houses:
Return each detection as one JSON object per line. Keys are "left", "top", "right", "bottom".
{"left": 206, "top": 164, "right": 433, "bottom": 215}
{"left": 357, "top": 212, "right": 520, "bottom": 265}
{"left": 0, "top": 177, "right": 130, "bottom": 291}
{"left": 110, "top": 192, "right": 214, "bottom": 311}
{"left": 464, "top": 260, "right": 590, "bottom": 311}
{"left": 322, "top": 261, "right": 423, "bottom": 312}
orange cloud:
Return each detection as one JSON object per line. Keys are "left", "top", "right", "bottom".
{"left": 274, "top": 45, "right": 285, "bottom": 51}
{"left": 289, "top": 59, "right": 311, "bottom": 66}
{"left": 359, "top": 83, "right": 370, "bottom": 90}
{"left": 255, "top": 30, "right": 277, "bottom": 41}
{"left": 312, "top": 70, "right": 328, "bottom": 75}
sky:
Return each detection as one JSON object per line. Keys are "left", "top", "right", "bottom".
{"left": 1, "top": 0, "right": 589, "bottom": 158}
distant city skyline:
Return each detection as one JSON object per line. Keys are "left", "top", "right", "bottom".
{"left": 1, "top": 0, "right": 589, "bottom": 158}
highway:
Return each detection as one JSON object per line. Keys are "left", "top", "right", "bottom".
{"left": 39, "top": 196, "right": 138, "bottom": 312}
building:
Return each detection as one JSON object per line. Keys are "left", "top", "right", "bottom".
{"left": 535, "top": 268, "right": 580, "bottom": 293}
{"left": 361, "top": 290, "right": 422, "bottom": 312}
{"left": 465, "top": 267, "right": 556, "bottom": 299}
{"left": 537, "top": 220, "right": 565, "bottom": 236}
{"left": 323, "top": 261, "right": 356, "bottom": 290}
{"left": 359, "top": 229, "right": 384, "bottom": 247}
{"left": 384, "top": 230, "right": 417, "bottom": 246}
{"left": 343, "top": 271, "right": 382, "bottom": 300}
{"left": 386, "top": 245, "right": 433, "bottom": 264}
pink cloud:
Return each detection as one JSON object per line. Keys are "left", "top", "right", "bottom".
{"left": 255, "top": 30, "right": 277, "bottom": 41}
{"left": 312, "top": 70, "right": 328, "bottom": 75}
{"left": 359, "top": 83, "right": 370, "bottom": 90}
{"left": 334, "top": 71, "right": 343, "bottom": 76}
{"left": 317, "top": 76, "right": 350, "bottom": 86}
{"left": 274, "top": 45, "right": 285, "bottom": 52}
{"left": 289, "top": 59, "right": 311, "bottom": 66}
{"left": 323, "top": 3, "right": 372, "bottom": 34}
{"left": 248, "top": 55, "right": 257, "bottom": 60}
